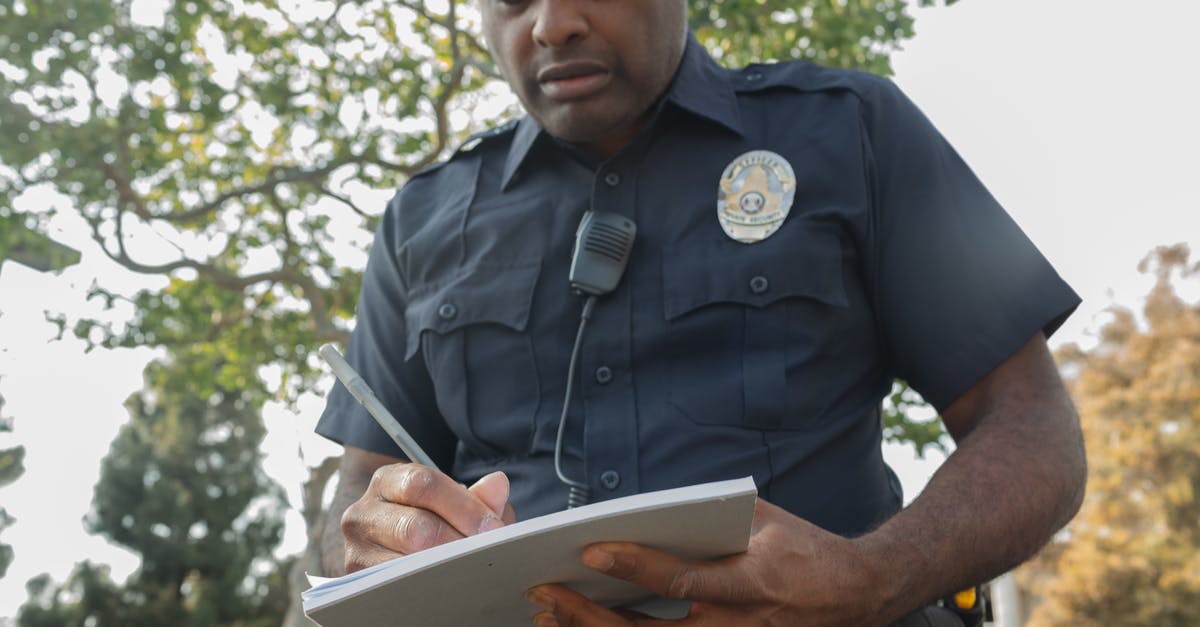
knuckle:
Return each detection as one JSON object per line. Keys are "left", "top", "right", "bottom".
{"left": 392, "top": 511, "right": 436, "bottom": 551}
{"left": 392, "top": 512, "right": 422, "bottom": 547}
{"left": 339, "top": 501, "right": 365, "bottom": 535}
{"left": 395, "top": 465, "right": 437, "bottom": 504}
{"left": 367, "top": 465, "right": 390, "bottom": 493}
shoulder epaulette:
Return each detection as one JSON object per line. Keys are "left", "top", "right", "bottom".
{"left": 732, "top": 61, "right": 881, "bottom": 99}
{"left": 455, "top": 118, "right": 520, "bottom": 155}
{"left": 409, "top": 118, "right": 521, "bottom": 180}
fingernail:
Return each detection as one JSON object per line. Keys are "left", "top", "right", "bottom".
{"left": 532, "top": 612, "right": 560, "bottom": 627}
{"left": 479, "top": 513, "right": 505, "bottom": 533}
{"left": 526, "top": 589, "right": 555, "bottom": 611}
{"left": 581, "top": 548, "right": 614, "bottom": 572}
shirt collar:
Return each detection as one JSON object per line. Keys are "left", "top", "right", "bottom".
{"left": 500, "top": 34, "right": 743, "bottom": 190}
{"left": 664, "top": 35, "right": 744, "bottom": 137}
{"left": 501, "top": 115, "right": 543, "bottom": 190}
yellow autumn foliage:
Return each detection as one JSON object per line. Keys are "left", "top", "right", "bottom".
{"left": 1022, "top": 244, "right": 1200, "bottom": 626}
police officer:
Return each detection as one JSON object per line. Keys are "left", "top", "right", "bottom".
{"left": 316, "top": 1, "right": 1085, "bottom": 625}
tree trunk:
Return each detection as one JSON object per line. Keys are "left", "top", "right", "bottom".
{"left": 284, "top": 455, "right": 340, "bottom": 627}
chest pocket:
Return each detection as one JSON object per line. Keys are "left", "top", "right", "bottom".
{"left": 405, "top": 260, "right": 542, "bottom": 459}
{"left": 661, "top": 224, "right": 848, "bottom": 430}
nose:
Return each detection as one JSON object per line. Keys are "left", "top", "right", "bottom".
{"left": 531, "top": 0, "right": 589, "bottom": 47}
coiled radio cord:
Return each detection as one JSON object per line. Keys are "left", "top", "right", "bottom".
{"left": 553, "top": 295, "right": 598, "bottom": 509}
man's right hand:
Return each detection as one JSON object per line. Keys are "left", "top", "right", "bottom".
{"left": 334, "top": 448, "right": 516, "bottom": 573}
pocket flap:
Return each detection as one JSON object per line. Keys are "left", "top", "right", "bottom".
{"left": 404, "top": 260, "right": 542, "bottom": 360}
{"left": 662, "top": 224, "right": 848, "bottom": 320}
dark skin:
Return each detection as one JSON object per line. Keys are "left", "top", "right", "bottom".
{"left": 479, "top": 0, "right": 689, "bottom": 158}
{"left": 323, "top": 333, "right": 1085, "bottom": 625}
{"left": 523, "top": 333, "right": 1085, "bottom": 626}
{"left": 321, "top": 0, "right": 694, "bottom": 576}
{"left": 321, "top": 1, "right": 1087, "bottom": 624}
{"left": 320, "top": 447, "right": 516, "bottom": 576}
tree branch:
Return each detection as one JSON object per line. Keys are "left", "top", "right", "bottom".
{"left": 320, "top": 186, "right": 370, "bottom": 220}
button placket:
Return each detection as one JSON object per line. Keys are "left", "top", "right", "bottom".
{"left": 583, "top": 155, "right": 639, "bottom": 498}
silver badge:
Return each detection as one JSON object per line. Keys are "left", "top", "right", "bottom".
{"left": 717, "top": 150, "right": 797, "bottom": 243}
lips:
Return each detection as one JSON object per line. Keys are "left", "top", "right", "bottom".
{"left": 536, "top": 60, "right": 611, "bottom": 101}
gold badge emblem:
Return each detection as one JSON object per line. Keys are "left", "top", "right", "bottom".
{"left": 717, "top": 150, "right": 796, "bottom": 243}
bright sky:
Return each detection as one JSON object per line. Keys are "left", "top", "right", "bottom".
{"left": 2, "top": 0, "right": 1199, "bottom": 620}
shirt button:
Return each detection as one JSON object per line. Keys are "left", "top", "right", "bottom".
{"left": 604, "top": 172, "right": 621, "bottom": 187}
{"left": 437, "top": 303, "right": 458, "bottom": 320}
{"left": 594, "top": 366, "right": 613, "bottom": 384}
{"left": 600, "top": 470, "right": 621, "bottom": 490}
{"left": 749, "top": 275, "right": 770, "bottom": 294}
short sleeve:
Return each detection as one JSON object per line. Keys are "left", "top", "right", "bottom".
{"left": 862, "top": 79, "right": 1080, "bottom": 411}
{"left": 315, "top": 193, "right": 457, "bottom": 467}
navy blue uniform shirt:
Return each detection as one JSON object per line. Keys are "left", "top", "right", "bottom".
{"left": 316, "top": 37, "right": 1079, "bottom": 536}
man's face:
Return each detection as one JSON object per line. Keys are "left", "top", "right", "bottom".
{"left": 479, "top": 0, "right": 688, "bottom": 156}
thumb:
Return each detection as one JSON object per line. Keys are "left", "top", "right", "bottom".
{"left": 468, "top": 471, "right": 510, "bottom": 518}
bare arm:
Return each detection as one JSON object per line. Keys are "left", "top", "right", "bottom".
{"left": 527, "top": 332, "right": 1087, "bottom": 625}
{"left": 319, "top": 444, "right": 516, "bottom": 576}
{"left": 862, "top": 331, "right": 1087, "bottom": 618}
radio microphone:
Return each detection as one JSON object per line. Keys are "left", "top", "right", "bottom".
{"left": 555, "top": 211, "right": 637, "bottom": 508}
{"left": 569, "top": 211, "right": 638, "bottom": 297}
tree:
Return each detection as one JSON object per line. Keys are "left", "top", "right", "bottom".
{"left": 690, "top": 0, "right": 951, "bottom": 71}
{"left": 0, "top": 216, "right": 81, "bottom": 272}
{"left": 1, "top": 0, "right": 955, "bottom": 622}
{"left": 0, "top": 393, "right": 24, "bottom": 580}
{"left": 1021, "top": 244, "right": 1200, "bottom": 626}
{"left": 17, "top": 350, "right": 291, "bottom": 626}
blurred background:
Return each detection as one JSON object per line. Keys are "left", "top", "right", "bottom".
{"left": 2, "top": 0, "right": 1197, "bottom": 625}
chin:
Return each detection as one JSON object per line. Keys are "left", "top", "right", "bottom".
{"left": 540, "top": 111, "right": 631, "bottom": 144}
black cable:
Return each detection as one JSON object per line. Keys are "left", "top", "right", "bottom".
{"left": 554, "top": 295, "right": 598, "bottom": 509}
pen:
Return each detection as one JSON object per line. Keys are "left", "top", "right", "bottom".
{"left": 318, "top": 343, "right": 440, "bottom": 470}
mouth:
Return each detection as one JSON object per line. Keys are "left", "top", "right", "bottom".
{"left": 536, "top": 61, "right": 612, "bottom": 101}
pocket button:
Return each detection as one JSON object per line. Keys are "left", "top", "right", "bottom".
{"left": 437, "top": 302, "right": 458, "bottom": 320}
{"left": 749, "top": 275, "right": 770, "bottom": 295}
{"left": 600, "top": 470, "right": 621, "bottom": 490}
{"left": 594, "top": 366, "right": 613, "bottom": 384}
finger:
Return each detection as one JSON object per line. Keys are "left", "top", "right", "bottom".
{"left": 342, "top": 498, "right": 466, "bottom": 556}
{"left": 580, "top": 543, "right": 753, "bottom": 605}
{"left": 342, "top": 536, "right": 406, "bottom": 573}
{"left": 372, "top": 463, "right": 506, "bottom": 538}
{"left": 527, "top": 584, "right": 663, "bottom": 627}
{"left": 610, "top": 607, "right": 656, "bottom": 621}
{"left": 468, "top": 471, "right": 511, "bottom": 518}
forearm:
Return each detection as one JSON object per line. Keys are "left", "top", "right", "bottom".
{"left": 858, "top": 385, "right": 1086, "bottom": 619}
{"left": 320, "top": 445, "right": 394, "bottom": 576}
{"left": 319, "top": 471, "right": 370, "bottom": 577}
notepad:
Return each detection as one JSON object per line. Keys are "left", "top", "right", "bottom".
{"left": 302, "top": 476, "right": 758, "bottom": 627}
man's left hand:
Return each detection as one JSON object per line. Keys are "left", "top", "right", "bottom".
{"left": 525, "top": 498, "right": 893, "bottom": 627}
